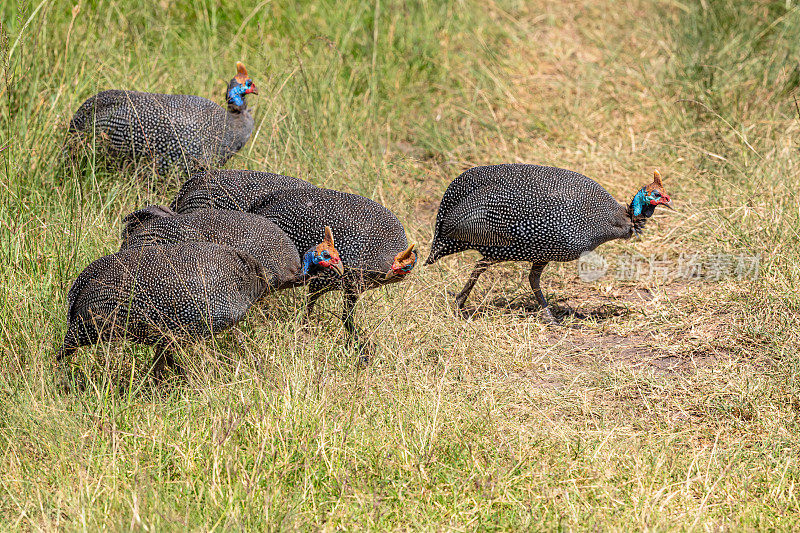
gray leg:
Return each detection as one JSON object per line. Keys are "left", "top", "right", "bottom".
{"left": 528, "top": 262, "right": 555, "bottom": 323}
{"left": 303, "top": 291, "right": 322, "bottom": 324}
{"left": 341, "top": 290, "right": 359, "bottom": 340}
{"left": 152, "top": 342, "right": 181, "bottom": 382}
{"left": 55, "top": 345, "right": 80, "bottom": 393}
{"left": 56, "top": 345, "right": 76, "bottom": 363}
{"left": 342, "top": 288, "right": 372, "bottom": 365}
{"left": 454, "top": 258, "right": 497, "bottom": 314}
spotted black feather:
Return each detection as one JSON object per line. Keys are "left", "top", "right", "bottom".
{"left": 69, "top": 62, "right": 258, "bottom": 177}
{"left": 57, "top": 242, "right": 267, "bottom": 378}
{"left": 426, "top": 164, "right": 672, "bottom": 319}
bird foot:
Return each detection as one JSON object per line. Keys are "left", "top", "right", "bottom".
{"left": 539, "top": 308, "right": 584, "bottom": 330}
{"left": 56, "top": 364, "right": 87, "bottom": 393}
{"left": 455, "top": 304, "right": 476, "bottom": 319}
{"left": 350, "top": 338, "right": 375, "bottom": 367}
{"left": 540, "top": 307, "right": 559, "bottom": 325}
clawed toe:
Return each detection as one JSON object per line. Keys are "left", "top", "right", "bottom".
{"left": 454, "top": 302, "right": 475, "bottom": 319}
{"left": 540, "top": 307, "right": 559, "bottom": 325}
{"left": 350, "top": 338, "right": 375, "bottom": 367}
{"left": 57, "top": 364, "right": 87, "bottom": 393}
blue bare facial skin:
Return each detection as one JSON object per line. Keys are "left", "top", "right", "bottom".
{"left": 227, "top": 83, "right": 247, "bottom": 106}
{"left": 631, "top": 187, "right": 649, "bottom": 217}
{"left": 301, "top": 249, "right": 318, "bottom": 276}
{"left": 631, "top": 188, "right": 667, "bottom": 217}
{"left": 301, "top": 248, "right": 340, "bottom": 276}
{"left": 399, "top": 251, "right": 418, "bottom": 273}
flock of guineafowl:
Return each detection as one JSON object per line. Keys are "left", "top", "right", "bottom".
{"left": 58, "top": 62, "right": 673, "bottom": 380}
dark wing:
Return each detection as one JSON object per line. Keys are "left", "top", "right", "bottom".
{"left": 121, "top": 205, "right": 177, "bottom": 241}
{"left": 440, "top": 184, "right": 517, "bottom": 247}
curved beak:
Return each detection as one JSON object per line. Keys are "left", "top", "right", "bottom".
{"left": 246, "top": 83, "right": 259, "bottom": 95}
{"left": 385, "top": 267, "right": 400, "bottom": 280}
{"left": 662, "top": 196, "right": 673, "bottom": 210}
{"left": 331, "top": 260, "right": 344, "bottom": 276}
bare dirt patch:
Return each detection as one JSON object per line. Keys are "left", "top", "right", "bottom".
{"left": 451, "top": 278, "right": 725, "bottom": 385}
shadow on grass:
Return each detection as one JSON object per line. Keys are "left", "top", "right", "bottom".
{"left": 456, "top": 291, "right": 631, "bottom": 322}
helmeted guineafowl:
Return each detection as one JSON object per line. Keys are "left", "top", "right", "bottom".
{"left": 69, "top": 62, "right": 258, "bottom": 177}
{"left": 57, "top": 242, "right": 268, "bottom": 379}
{"left": 171, "top": 169, "right": 314, "bottom": 214}
{"left": 249, "top": 188, "right": 417, "bottom": 351}
{"left": 121, "top": 205, "right": 343, "bottom": 290}
{"left": 425, "top": 165, "right": 672, "bottom": 320}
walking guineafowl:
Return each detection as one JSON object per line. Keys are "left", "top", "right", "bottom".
{"left": 69, "top": 62, "right": 258, "bottom": 177}
{"left": 425, "top": 165, "right": 672, "bottom": 320}
{"left": 57, "top": 242, "right": 268, "bottom": 379}
{"left": 121, "top": 205, "right": 343, "bottom": 290}
{"left": 249, "top": 188, "right": 417, "bottom": 352}
{"left": 171, "top": 169, "right": 314, "bottom": 214}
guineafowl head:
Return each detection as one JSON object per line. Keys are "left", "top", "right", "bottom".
{"left": 385, "top": 244, "right": 418, "bottom": 280}
{"left": 302, "top": 226, "right": 344, "bottom": 277}
{"left": 630, "top": 170, "right": 672, "bottom": 219}
{"left": 226, "top": 61, "right": 258, "bottom": 111}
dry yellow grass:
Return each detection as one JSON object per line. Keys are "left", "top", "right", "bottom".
{"left": 1, "top": 0, "right": 798, "bottom": 529}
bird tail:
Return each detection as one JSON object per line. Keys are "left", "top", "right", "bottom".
{"left": 56, "top": 326, "right": 80, "bottom": 363}
{"left": 120, "top": 205, "right": 177, "bottom": 242}
{"left": 424, "top": 239, "right": 443, "bottom": 266}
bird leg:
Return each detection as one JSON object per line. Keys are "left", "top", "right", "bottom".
{"left": 56, "top": 345, "right": 76, "bottom": 364}
{"left": 528, "top": 262, "right": 556, "bottom": 323}
{"left": 151, "top": 342, "right": 182, "bottom": 382}
{"left": 454, "top": 258, "right": 497, "bottom": 316}
{"left": 302, "top": 290, "right": 322, "bottom": 325}
{"left": 341, "top": 288, "right": 372, "bottom": 364}
{"left": 55, "top": 345, "right": 81, "bottom": 393}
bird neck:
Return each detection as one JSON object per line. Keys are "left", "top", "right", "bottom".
{"left": 223, "top": 106, "right": 254, "bottom": 150}
{"left": 301, "top": 250, "right": 317, "bottom": 276}
{"left": 227, "top": 101, "right": 248, "bottom": 114}
{"left": 626, "top": 194, "right": 650, "bottom": 236}
{"left": 630, "top": 187, "right": 648, "bottom": 217}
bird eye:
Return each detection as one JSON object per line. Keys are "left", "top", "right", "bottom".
{"left": 652, "top": 190, "right": 661, "bottom": 198}
{"left": 322, "top": 251, "right": 330, "bottom": 259}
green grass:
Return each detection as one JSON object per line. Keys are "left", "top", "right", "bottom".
{"left": 2, "top": 0, "right": 800, "bottom": 529}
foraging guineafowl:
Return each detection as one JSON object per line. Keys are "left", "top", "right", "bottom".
{"left": 249, "top": 188, "right": 417, "bottom": 350}
{"left": 121, "top": 205, "right": 343, "bottom": 290}
{"left": 69, "top": 62, "right": 258, "bottom": 177}
{"left": 57, "top": 242, "right": 267, "bottom": 378}
{"left": 426, "top": 165, "right": 672, "bottom": 320}
{"left": 171, "top": 169, "right": 314, "bottom": 214}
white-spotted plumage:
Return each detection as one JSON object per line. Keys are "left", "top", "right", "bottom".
{"left": 427, "top": 164, "right": 668, "bottom": 318}
{"left": 69, "top": 65, "right": 257, "bottom": 176}
{"left": 249, "top": 187, "right": 415, "bottom": 352}
{"left": 172, "top": 169, "right": 314, "bottom": 213}
{"left": 57, "top": 242, "right": 267, "bottom": 371}
{"left": 121, "top": 206, "right": 304, "bottom": 290}
{"left": 183, "top": 184, "right": 415, "bottom": 350}
{"left": 427, "top": 164, "right": 634, "bottom": 265}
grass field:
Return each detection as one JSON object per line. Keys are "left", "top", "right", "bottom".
{"left": 2, "top": 0, "right": 800, "bottom": 529}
